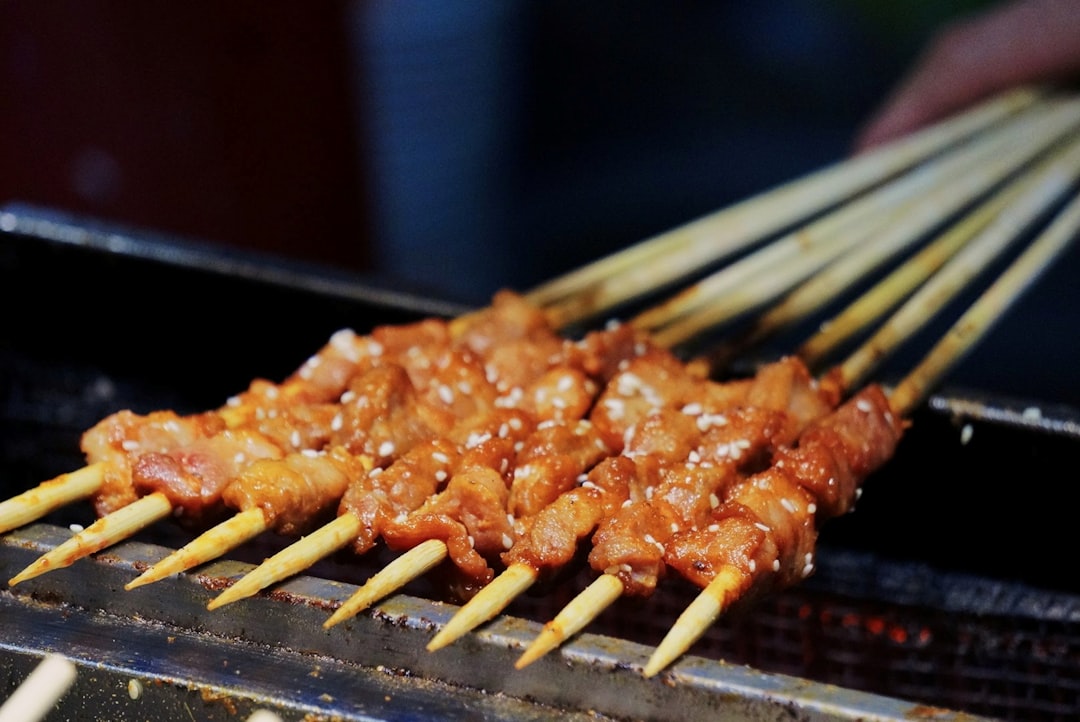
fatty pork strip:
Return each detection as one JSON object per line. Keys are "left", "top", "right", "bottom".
{"left": 15, "top": 293, "right": 533, "bottom": 589}
{"left": 107, "top": 328, "right": 383, "bottom": 520}
{"left": 6, "top": 329, "right": 389, "bottom": 586}
{"left": 426, "top": 338, "right": 762, "bottom": 650}
{"left": 0, "top": 326, "right": 383, "bottom": 539}
{"left": 648, "top": 382, "right": 905, "bottom": 676}
{"left": 376, "top": 399, "right": 610, "bottom": 602}
{"left": 512, "top": 356, "right": 839, "bottom": 666}
{"left": 206, "top": 290, "right": 613, "bottom": 609}
{"left": 320, "top": 319, "right": 649, "bottom": 626}
{"left": 123, "top": 363, "right": 441, "bottom": 589}
{"left": 131, "top": 294, "right": 547, "bottom": 592}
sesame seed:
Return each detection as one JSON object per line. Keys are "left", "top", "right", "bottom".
{"left": 290, "top": 431, "right": 302, "bottom": 448}
{"left": 432, "top": 451, "right": 450, "bottom": 464}
{"left": 437, "top": 385, "right": 455, "bottom": 405}
{"left": 466, "top": 432, "right": 491, "bottom": 448}
{"left": 502, "top": 534, "right": 513, "bottom": 549}
{"left": 755, "top": 522, "right": 771, "bottom": 533}
{"left": 772, "top": 559, "right": 780, "bottom": 572}
{"left": 435, "top": 470, "right": 448, "bottom": 482}
{"left": 378, "top": 440, "right": 395, "bottom": 457}
{"left": 780, "top": 498, "right": 797, "bottom": 513}
{"left": 748, "top": 560, "right": 756, "bottom": 573}
{"left": 856, "top": 398, "right": 872, "bottom": 413}
{"left": 960, "top": 424, "right": 973, "bottom": 445}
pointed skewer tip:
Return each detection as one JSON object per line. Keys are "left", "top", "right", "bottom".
{"left": 324, "top": 539, "right": 448, "bottom": 629}
{"left": 426, "top": 562, "right": 539, "bottom": 652}
{"left": 515, "top": 573, "right": 625, "bottom": 669}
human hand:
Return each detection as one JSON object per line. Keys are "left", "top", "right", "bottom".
{"left": 854, "top": 0, "right": 1080, "bottom": 151}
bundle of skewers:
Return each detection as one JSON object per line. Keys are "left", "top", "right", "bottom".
{"left": 4, "top": 85, "right": 1080, "bottom": 681}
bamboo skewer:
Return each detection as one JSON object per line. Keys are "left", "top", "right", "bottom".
{"left": 511, "top": 142, "right": 1080, "bottom": 669}
{"left": 642, "top": 187, "right": 1080, "bottom": 679}
{"left": 125, "top": 508, "right": 268, "bottom": 590}
{"left": 324, "top": 539, "right": 448, "bottom": 628}
{"left": 0, "top": 89, "right": 1055, "bottom": 559}
{"left": 311, "top": 100, "right": 1080, "bottom": 636}
{"left": 8, "top": 492, "right": 174, "bottom": 586}
{"left": 1, "top": 89, "right": 1074, "bottom": 690}
{"left": 838, "top": 134, "right": 1080, "bottom": 392}
{"left": 206, "top": 512, "right": 362, "bottom": 611}
{"left": 426, "top": 132, "right": 1080, "bottom": 658}
{"left": 636, "top": 95, "right": 1080, "bottom": 348}
{"left": 0, "top": 463, "right": 105, "bottom": 535}
{"left": 721, "top": 128, "right": 1080, "bottom": 369}
{"left": 529, "top": 86, "right": 1042, "bottom": 326}
{"left": 425, "top": 562, "right": 538, "bottom": 651}
{"left": 0, "top": 653, "right": 78, "bottom": 722}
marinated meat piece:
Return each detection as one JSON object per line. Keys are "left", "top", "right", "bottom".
{"left": 380, "top": 421, "right": 530, "bottom": 585}
{"left": 516, "top": 367, "right": 598, "bottom": 424}
{"left": 588, "top": 461, "right": 741, "bottom": 596}
{"left": 330, "top": 364, "right": 446, "bottom": 466}
{"left": 664, "top": 385, "right": 905, "bottom": 595}
{"left": 584, "top": 356, "right": 834, "bottom": 598}
{"left": 772, "top": 384, "right": 906, "bottom": 518}
{"left": 222, "top": 446, "right": 372, "bottom": 536}
{"left": 223, "top": 328, "right": 384, "bottom": 422}
{"left": 743, "top": 356, "right": 840, "bottom": 448}
{"left": 131, "top": 429, "right": 284, "bottom": 522}
{"left": 589, "top": 348, "right": 751, "bottom": 452}
{"left": 339, "top": 437, "right": 464, "bottom": 557}
{"left": 243, "top": 403, "right": 343, "bottom": 453}
{"left": 81, "top": 409, "right": 226, "bottom": 516}
{"left": 508, "top": 419, "right": 611, "bottom": 518}
{"left": 339, "top": 408, "right": 534, "bottom": 559}
{"left": 503, "top": 455, "right": 654, "bottom": 573}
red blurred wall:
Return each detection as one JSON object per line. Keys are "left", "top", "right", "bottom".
{"left": 0, "top": 2, "right": 372, "bottom": 272}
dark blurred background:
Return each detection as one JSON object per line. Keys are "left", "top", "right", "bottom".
{"left": 8, "top": 0, "right": 1079, "bottom": 407}
{"left": 0, "top": 1, "right": 994, "bottom": 304}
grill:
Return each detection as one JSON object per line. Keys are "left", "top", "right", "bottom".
{"left": 2, "top": 203, "right": 1079, "bottom": 721}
